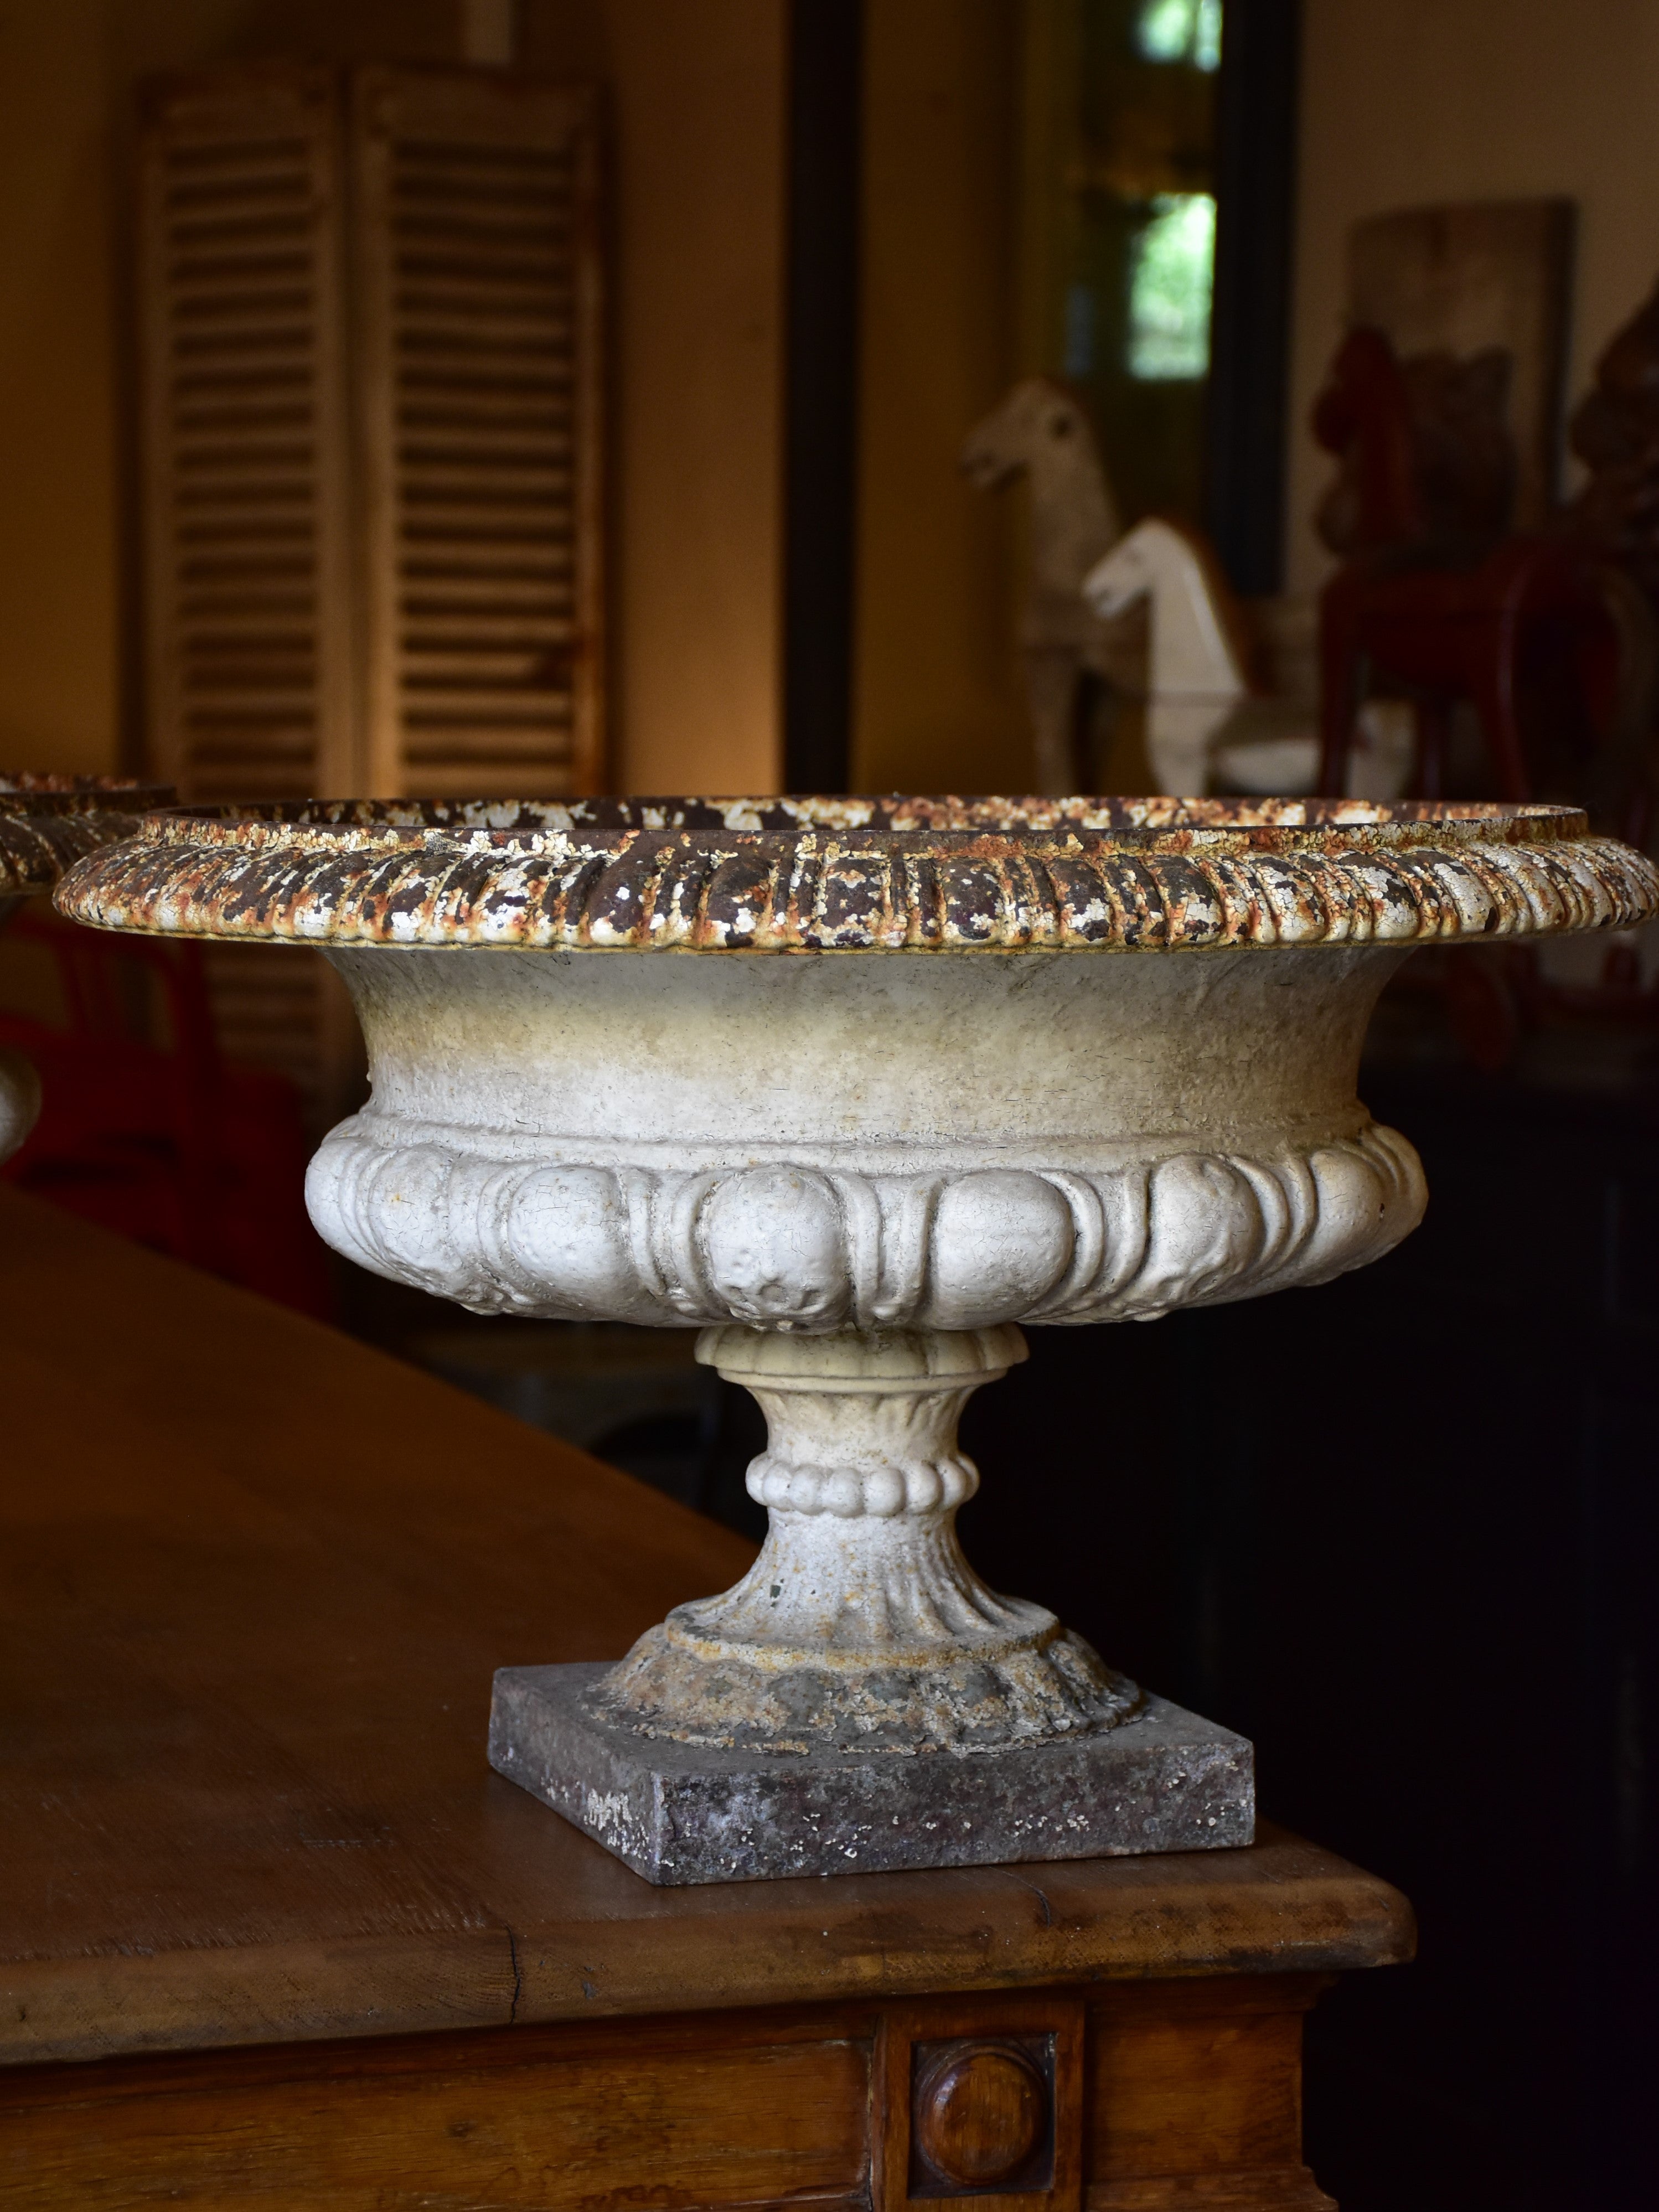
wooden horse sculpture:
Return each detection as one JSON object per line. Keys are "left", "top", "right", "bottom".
{"left": 1314, "top": 327, "right": 1623, "bottom": 802}
{"left": 1082, "top": 518, "right": 1252, "bottom": 791}
{"left": 1081, "top": 516, "right": 1396, "bottom": 797}
{"left": 961, "top": 379, "right": 1125, "bottom": 792}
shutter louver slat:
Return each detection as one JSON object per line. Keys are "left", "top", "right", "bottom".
{"left": 352, "top": 70, "right": 603, "bottom": 801}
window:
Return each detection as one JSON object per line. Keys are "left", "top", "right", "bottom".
{"left": 1026, "top": 0, "right": 1224, "bottom": 517}
{"left": 1136, "top": 0, "right": 1222, "bottom": 72}
{"left": 1127, "top": 192, "right": 1216, "bottom": 379}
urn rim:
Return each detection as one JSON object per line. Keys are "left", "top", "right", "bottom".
{"left": 0, "top": 774, "right": 176, "bottom": 897}
{"left": 53, "top": 792, "right": 1659, "bottom": 953}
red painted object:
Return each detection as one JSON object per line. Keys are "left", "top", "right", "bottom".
{"left": 1312, "top": 327, "right": 1622, "bottom": 805}
{"left": 1319, "top": 531, "right": 1620, "bottom": 800}
{"left": 0, "top": 910, "right": 334, "bottom": 1318}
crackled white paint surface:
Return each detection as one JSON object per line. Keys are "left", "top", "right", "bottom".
{"left": 309, "top": 940, "right": 1425, "bottom": 1332}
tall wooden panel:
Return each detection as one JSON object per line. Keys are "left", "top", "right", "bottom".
{"left": 136, "top": 63, "right": 360, "bottom": 803}
{"left": 135, "top": 63, "right": 605, "bottom": 1123}
{"left": 351, "top": 69, "right": 604, "bottom": 798}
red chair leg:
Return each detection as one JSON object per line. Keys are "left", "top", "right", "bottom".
{"left": 1471, "top": 612, "right": 1532, "bottom": 802}
{"left": 1414, "top": 696, "right": 1450, "bottom": 800}
{"left": 1318, "top": 589, "right": 1366, "bottom": 797}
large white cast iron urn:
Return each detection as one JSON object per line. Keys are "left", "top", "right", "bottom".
{"left": 59, "top": 796, "right": 1659, "bottom": 1882}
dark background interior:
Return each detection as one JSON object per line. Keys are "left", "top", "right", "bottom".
{"left": 959, "top": 1037, "right": 1659, "bottom": 2212}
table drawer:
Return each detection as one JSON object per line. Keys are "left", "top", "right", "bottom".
{"left": 2, "top": 1981, "right": 1335, "bottom": 2211}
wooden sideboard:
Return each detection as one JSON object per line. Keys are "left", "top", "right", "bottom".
{"left": 0, "top": 1189, "right": 1412, "bottom": 2209}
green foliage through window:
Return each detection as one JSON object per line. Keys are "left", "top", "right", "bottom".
{"left": 1136, "top": 0, "right": 1222, "bottom": 71}
{"left": 1035, "top": 1, "right": 1222, "bottom": 517}
{"left": 1128, "top": 193, "right": 1215, "bottom": 380}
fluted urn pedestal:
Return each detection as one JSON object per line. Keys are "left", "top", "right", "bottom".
{"left": 492, "top": 1321, "right": 1248, "bottom": 1880}
{"left": 60, "top": 795, "right": 1659, "bottom": 1882}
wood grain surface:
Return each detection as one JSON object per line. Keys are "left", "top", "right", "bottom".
{"left": 875, "top": 1993, "right": 1084, "bottom": 2212}
{"left": 1, "top": 2004, "right": 873, "bottom": 2211}
{"left": 0, "top": 1187, "right": 1413, "bottom": 2070}
{"left": 1, "top": 1983, "right": 1342, "bottom": 2211}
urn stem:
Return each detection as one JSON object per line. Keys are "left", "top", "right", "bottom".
{"left": 588, "top": 1325, "right": 1139, "bottom": 1753}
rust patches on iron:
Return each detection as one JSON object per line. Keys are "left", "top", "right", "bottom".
{"left": 51, "top": 794, "right": 1659, "bottom": 955}
{"left": 0, "top": 775, "right": 174, "bottom": 900}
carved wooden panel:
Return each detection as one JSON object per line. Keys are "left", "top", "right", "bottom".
{"left": 876, "top": 1994, "right": 1085, "bottom": 2212}
{"left": 910, "top": 2035, "right": 1057, "bottom": 2197}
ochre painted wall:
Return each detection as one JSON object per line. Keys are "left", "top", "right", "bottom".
{"left": 0, "top": 0, "right": 457, "bottom": 777}
{"left": 851, "top": 0, "right": 1029, "bottom": 797}
{"left": 1286, "top": 0, "right": 1659, "bottom": 596}
{"left": 0, "top": 0, "right": 785, "bottom": 795}
{"left": 532, "top": 1, "right": 785, "bottom": 798}
{"left": 0, "top": 0, "right": 125, "bottom": 772}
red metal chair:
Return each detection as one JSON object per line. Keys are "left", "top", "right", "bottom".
{"left": 0, "top": 908, "right": 334, "bottom": 1317}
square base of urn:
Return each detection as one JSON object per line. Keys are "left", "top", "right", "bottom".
{"left": 488, "top": 1662, "right": 1255, "bottom": 1885}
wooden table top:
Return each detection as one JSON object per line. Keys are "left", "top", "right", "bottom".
{"left": 0, "top": 1187, "right": 1412, "bottom": 2070}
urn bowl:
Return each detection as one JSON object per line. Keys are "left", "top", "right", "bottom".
{"left": 54, "top": 793, "right": 1659, "bottom": 1336}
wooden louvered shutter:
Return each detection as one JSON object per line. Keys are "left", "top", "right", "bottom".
{"left": 136, "top": 64, "right": 361, "bottom": 803}
{"left": 136, "top": 64, "right": 604, "bottom": 1124}
{"left": 136, "top": 65, "right": 363, "bottom": 1126}
{"left": 349, "top": 68, "right": 604, "bottom": 798}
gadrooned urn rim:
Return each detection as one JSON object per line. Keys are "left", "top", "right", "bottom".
{"left": 54, "top": 793, "right": 1659, "bottom": 953}
{"left": 0, "top": 774, "right": 175, "bottom": 897}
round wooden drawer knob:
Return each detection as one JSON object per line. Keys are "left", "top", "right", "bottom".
{"left": 913, "top": 2041, "right": 1046, "bottom": 2188}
